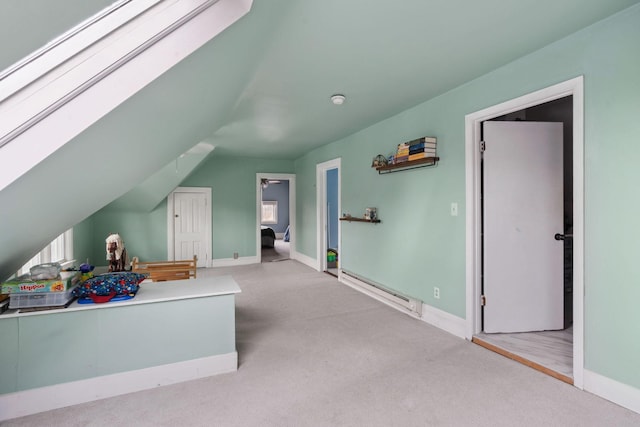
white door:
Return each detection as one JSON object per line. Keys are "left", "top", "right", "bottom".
{"left": 483, "top": 121, "right": 564, "bottom": 333}
{"left": 173, "top": 191, "right": 208, "bottom": 267}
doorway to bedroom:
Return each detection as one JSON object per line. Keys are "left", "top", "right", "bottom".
{"left": 257, "top": 173, "right": 295, "bottom": 263}
{"left": 316, "top": 158, "right": 341, "bottom": 277}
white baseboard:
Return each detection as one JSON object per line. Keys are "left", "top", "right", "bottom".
{"left": 0, "top": 352, "right": 237, "bottom": 422}
{"left": 291, "top": 250, "right": 319, "bottom": 270}
{"left": 584, "top": 369, "right": 640, "bottom": 414}
{"left": 420, "top": 304, "right": 466, "bottom": 339}
{"left": 211, "top": 256, "right": 259, "bottom": 267}
{"left": 337, "top": 270, "right": 465, "bottom": 339}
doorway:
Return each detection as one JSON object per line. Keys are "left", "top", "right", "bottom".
{"left": 166, "top": 187, "right": 212, "bottom": 267}
{"left": 256, "top": 173, "right": 296, "bottom": 264}
{"left": 316, "top": 158, "right": 341, "bottom": 274}
{"left": 260, "top": 178, "right": 291, "bottom": 262}
{"left": 465, "top": 77, "right": 585, "bottom": 388}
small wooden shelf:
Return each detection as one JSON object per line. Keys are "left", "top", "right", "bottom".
{"left": 339, "top": 217, "right": 381, "bottom": 223}
{"left": 375, "top": 156, "right": 439, "bottom": 174}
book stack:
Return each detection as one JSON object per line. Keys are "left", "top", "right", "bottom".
{"left": 407, "top": 136, "right": 437, "bottom": 161}
{"left": 394, "top": 141, "right": 410, "bottom": 164}
{"left": 391, "top": 136, "right": 437, "bottom": 164}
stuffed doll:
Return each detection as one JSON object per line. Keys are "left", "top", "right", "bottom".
{"left": 106, "top": 233, "right": 129, "bottom": 272}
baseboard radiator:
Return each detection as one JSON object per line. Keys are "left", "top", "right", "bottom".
{"left": 340, "top": 270, "right": 422, "bottom": 317}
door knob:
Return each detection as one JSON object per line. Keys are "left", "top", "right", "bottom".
{"left": 554, "top": 233, "right": 573, "bottom": 240}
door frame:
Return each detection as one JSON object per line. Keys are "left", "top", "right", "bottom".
{"left": 166, "top": 186, "right": 212, "bottom": 267}
{"left": 316, "top": 158, "right": 341, "bottom": 272}
{"left": 464, "top": 76, "right": 584, "bottom": 388}
{"left": 256, "top": 173, "right": 296, "bottom": 263}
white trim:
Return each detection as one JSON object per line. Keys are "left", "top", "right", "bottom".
{"left": 211, "top": 256, "right": 259, "bottom": 267}
{"left": 0, "top": 352, "right": 237, "bottom": 422}
{"left": 167, "top": 187, "right": 212, "bottom": 267}
{"left": 256, "top": 173, "right": 296, "bottom": 263}
{"left": 0, "top": 0, "right": 252, "bottom": 193}
{"left": 64, "top": 228, "right": 74, "bottom": 262}
{"left": 421, "top": 304, "right": 466, "bottom": 339}
{"left": 291, "top": 249, "right": 317, "bottom": 270}
{"left": 316, "top": 158, "right": 341, "bottom": 272}
{"left": 583, "top": 370, "right": 640, "bottom": 415}
{"left": 465, "top": 76, "right": 585, "bottom": 387}
{"left": 0, "top": 0, "right": 163, "bottom": 102}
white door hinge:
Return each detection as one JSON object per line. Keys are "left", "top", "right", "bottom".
{"left": 480, "top": 141, "right": 486, "bottom": 153}
{"left": 481, "top": 295, "right": 486, "bottom": 306}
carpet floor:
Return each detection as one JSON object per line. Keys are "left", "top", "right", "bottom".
{"left": 5, "top": 260, "right": 639, "bottom": 426}
{"left": 261, "top": 239, "right": 290, "bottom": 263}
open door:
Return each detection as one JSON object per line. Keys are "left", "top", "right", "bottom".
{"left": 316, "top": 158, "right": 341, "bottom": 273}
{"left": 325, "top": 168, "right": 339, "bottom": 275}
{"left": 483, "top": 121, "right": 564, "bottom": 333}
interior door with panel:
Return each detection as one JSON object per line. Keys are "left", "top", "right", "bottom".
{"left": 483, "top": 121, "right": 564, "bottom": 333}
{"left": 173, "top": 190, "right": 208, "bottom": 267}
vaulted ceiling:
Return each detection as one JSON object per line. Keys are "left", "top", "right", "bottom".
{"left": 1, "top": 0, "right": 639, "bottom": 279}
{"left": 3, "top": 0, "right": 639, "bottom": 161}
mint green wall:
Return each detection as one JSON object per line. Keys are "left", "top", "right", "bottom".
{"left": 72, "top": 216, "right": 95, "bottom": 266}
{"left": 1, "top": 295, "right": 236, "bottom": 394}
{"left": 177, "top": 156, "right": 294, "bottom": 259}
{"left": 295, "top": 5, "right": 640, "bottom": 389}
{"left": 87, "top": 205, "right": 168, "bottom": 266}
{"left": 80, "top": 156, "right": 293, "bottom": 263}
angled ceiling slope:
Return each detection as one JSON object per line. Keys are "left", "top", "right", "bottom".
{"left": 104, "top": 142, "right": 215, "bottom": 212}
{"left": 0, "top": 0, "right": 253, "bottom": 280}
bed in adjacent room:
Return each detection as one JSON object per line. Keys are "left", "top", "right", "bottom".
{"left": 261, "top": 226, "right": 275, "bottom": 248}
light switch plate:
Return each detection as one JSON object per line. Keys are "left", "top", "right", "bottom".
{"left": 450, "top": 202, "right": 458, "bottom": 216}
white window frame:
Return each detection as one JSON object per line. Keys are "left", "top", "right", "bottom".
{"left": 18, "top": 229, "right": 74, "bottom": 275}
{"left": 261, "top": 201, "right": 278, "bottom": 225}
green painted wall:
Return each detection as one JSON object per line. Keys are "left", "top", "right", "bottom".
{"left": 295, "top": 5, "right": 640, "bottom": 389}
{"left": 1, "top": 295, "right": 236, "bottom": 394}
{"left": 72, "top": 216, "right": 95, "bottom": 266}
{"left": 76, "top": 204, "right": 169, "bottom": 267}
{"left": 180, "top": 156, "right": 294, "bottom": 259}
{"left": 78, "top": 156, "right": 294, "bottom": 263}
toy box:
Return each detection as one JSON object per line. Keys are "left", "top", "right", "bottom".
{"left": 8, "top": 285, "right": 77, "bottom": 309}
{"left": 1, "top": 271, "right": 79, "bottom": 294}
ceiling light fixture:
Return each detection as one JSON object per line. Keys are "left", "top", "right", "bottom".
{"left": 330, "top": 94, "right": 346, "bottom": 105}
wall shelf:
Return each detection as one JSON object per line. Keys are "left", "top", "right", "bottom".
{"left": 339, "top": 217, "right": 381, "bottom": 224}
{"left": 375, "top": 156, "right": 439, "bottom": 174}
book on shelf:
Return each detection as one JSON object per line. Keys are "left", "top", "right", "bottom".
{"left": 407, "top": 136, "right": 437, "bottom": 146}
{"left": 409, "top": 147, "right": 436, "bottom": 156}
{"left": 394, "top": 155, "right": 409, "bottom": 163}
{"left": 408, "top": 141, "right": 436, "bottom": 152}
{"left": 408, "top": 152, "right": 437, "bottom": 161}
{"left": 409, "top": 146, "right": 436, "bottom": 155}
{"left": 396, "top": 148, "right": 410, "bottom": 156}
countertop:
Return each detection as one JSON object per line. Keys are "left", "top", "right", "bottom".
{"left": 0, "top": 275, "right": 241, "bottom": 319}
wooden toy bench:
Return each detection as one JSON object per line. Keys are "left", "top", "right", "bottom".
{"left": 131, "top": 255, "right": 197, "bottom": 282}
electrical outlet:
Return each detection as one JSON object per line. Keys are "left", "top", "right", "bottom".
{"left": 233, "top": 252, "right": 239, "bottom": 259}
{"left": 434, "top": 287, "right": 440, "bottom": 299}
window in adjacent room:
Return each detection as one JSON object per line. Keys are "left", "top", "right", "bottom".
{"left": 261, "top": 201, "right": 278, "bottom": 224}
